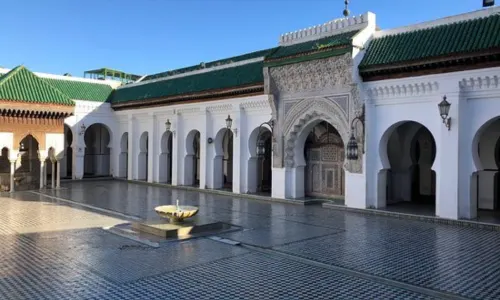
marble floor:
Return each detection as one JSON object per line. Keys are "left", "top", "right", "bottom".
{"left": 0, "top": 180, "right": 499, "bottom": 299}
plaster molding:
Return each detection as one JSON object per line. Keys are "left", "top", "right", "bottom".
{"left": 240, "top": 99, "right": 269, "bottom": 111}
{"left": 459, "top": 75, "right": 500, "bottom": 92}
{"left": 175, "top": 107, "right": 201, "bottom": 115}
{"left": 367, "top": 81, "right": 440, "bottom": 100}
{"left": 206, "top": 104, "right": 233, "bottom": 113}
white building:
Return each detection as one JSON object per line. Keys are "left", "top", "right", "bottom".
{"left": 1, "top": 6, "right": 499, "bottom": 221}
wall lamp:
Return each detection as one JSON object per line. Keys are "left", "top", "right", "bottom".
{"left": 78, "top": 123, "right": 86, "bottom": 136}
{"left": 438, "top": 96, "right": 451, "bottom": 131}
{"left": 226, "top": 115, "right": 238, "bottom": 137}
{"left": 346, "top": 105, "right": 365, "bottom": 161}
{"left": 165, "top": 119, "right": 176, "bottom": 136}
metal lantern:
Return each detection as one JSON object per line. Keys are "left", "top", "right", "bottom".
{"left": 225, "top": 115, "right": 233, "bottom": 129}
{"left": 346, "top": 133, "right": 358, "bottom": 160}
{"left": 79, "top": 123, "right": 86, "bottom": 136}
{"left": 257, "top": 140, "right": 265, "bottom": 156}
{"left": 20, "top": 143, "right": 27, "bottom": 152}
{"left": 165, "top": 119, "right": 171, "bottom": 131}
{"left": 438, "top": 96, "right": 451, "bottom": 121}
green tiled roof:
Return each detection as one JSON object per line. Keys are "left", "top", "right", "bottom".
{"left": 44, "top": 78, "right": 113, "bottom": 102}
{"left": 266, "top": 30, "right": 358, "bottom": 60}
{"left": 360, "top": 14, "right": 500, "bottom": 70}
{"left": 112, "top": 61, "right": 264, "bottom": 103}
{"left": 143, "top": 48, "right": 277, "bottom": 82}
{"left": 0, "top": 66, "right": 74, "bottom": 106}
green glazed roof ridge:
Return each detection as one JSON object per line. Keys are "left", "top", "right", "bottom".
{"left": 359, "top": 13, "right": 500, "bottom": 70}
{"left": 120, "top": 57, "right": 267, "bottom": 90}
{"left": 142, "top": 47, "right": 278, "bottom": 82}
{"left": 0, "top": 66, "right": 75, "bottom": 106}
{"left": 111, "top": 61, "right": 264, "bottom": 103}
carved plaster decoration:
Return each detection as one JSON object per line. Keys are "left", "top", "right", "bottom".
{"left": 283, "top": 99, "right": 349, "bottom": 168}
{"left": 367, "top": 81, "right": 440, "bottom": 99}
{"left": 459, "top": 75, "right": 500, "bottom": 91}
{"left": 176, "top": 107, "right": 201, "bottom": 115}
{"left": 283, "top": 97, "right": 347, "bottom": 137}
{"left": 240, "top": 99, "right": 270, "bottom": 110}
{"left": 206, "top": 104, "right": 233, "bottom": 113}
{"left": 324, "top": 95, "right": 349, "bottom": 115}
{"left": 284, "top": 100, "right": 300, "bottom": 117}
{"left": 269, "top": 53, "right": 353, "bottom": 95}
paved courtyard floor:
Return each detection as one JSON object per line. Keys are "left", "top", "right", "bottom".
{"left": 0, "top": 180, "right": 499, "bottom": 299}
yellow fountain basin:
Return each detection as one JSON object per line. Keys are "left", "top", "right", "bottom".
{"left": 155, "top": 205, "right": 199, "bottom": 222}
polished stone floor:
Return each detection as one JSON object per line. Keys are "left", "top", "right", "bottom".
{"left": 0, "top": 180, "right": 499, "bottom": 299}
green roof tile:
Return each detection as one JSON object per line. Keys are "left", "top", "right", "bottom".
{"left": 111, "top": 61, "right": 264, "bottom": 103}
{"left": 44, "top": 78, "right": 113, "bottom": 102}
{"left": 266, "top": 30, "right": 358, "bottom": 60}
{"left": 359, "top": 14, "right": 500, "bottom": 70}
{"left": 0, "top": 66, "right": 74, "bottom": 106}
{"left": 143, "top": 48, "right": 277, "bottom": 82}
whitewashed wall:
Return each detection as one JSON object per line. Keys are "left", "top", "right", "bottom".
{"left": 365, "top": 66, "right": 500, "bottom": 220}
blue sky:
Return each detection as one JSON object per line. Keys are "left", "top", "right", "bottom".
{"left": 0, "top": 0, "right": 489, "bottom": 77}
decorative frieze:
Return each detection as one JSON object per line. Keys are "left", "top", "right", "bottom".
{"left": 240, "top": 99, "right": 270, "bottom": 111}
{"left": 269, "top": 53, "right": 353, "bottom": 95}
{"left": 206, "top": 104, "right": 233, "bottom": 113}
{"left": 459, "top": 75, "right": 500, "bottom": 91}
{"left": 366, "top": 81, "right": 440, "bottom": 99}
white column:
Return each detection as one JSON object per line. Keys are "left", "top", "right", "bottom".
{"left": 9, "top": 160, "right": 16, "bottom": 193}
{"left": 199, "top": 111, "right": 208, "bottom": 189}
{"left": 147, "top": 113, "right": 155, "bottom": 183}
{"left": 56, "top": 161, "right": 61, "bottom": 188}
{"left": 51, "top": 161, "right": 56, "bottom": 189}
{"left": 127, "top": 115, "right": 134, "bottom": 180}
{"left": 39, "top": 159, "right": 45, "bottom": 189}
{"left": 232, "top": 108, "right": 243, "bottom": 194}
{"left": 72, "top": 145, "right": 85, "bottom": 180}
{"left": 171, "top": 113, "right": 180, "bottom": 186}
{"left": 436, "top": 91, "right": 460, "bottom": 219}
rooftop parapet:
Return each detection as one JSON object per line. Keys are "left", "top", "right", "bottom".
{"left": 279, "top": 12, "right": 375, "bottom": 46}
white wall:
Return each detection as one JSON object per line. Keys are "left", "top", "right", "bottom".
{"left": 365, "top": 66, "right": 500, "bottom": 220}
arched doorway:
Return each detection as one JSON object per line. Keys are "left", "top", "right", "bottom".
{"left": 214, "top": 128, "right": 233, "bottom": 190}
{"left": 302, "top": 121, "right": 345, "bottom": 199}
{"left": 185, "top": 130, "right": 200, "bottom": 186}
{"left": 0, "top": 147, "right": 10, "bottom": 191}
{"left": 83, "top": 123, "right": 111, "bottom": 177}
{"left": 138, "top": 132, "right": 148, "bottom": 181}
{"left": 159, "top": 131, "right": 173, "bottom": 183}
{"left": 118, "top": 132, "right": 128, "bottom": 178}
{"left": 472, "top": 118, "right": 500, "bottom": 211}
{"left": 379, "top": 121, "right": 436, "bottom": 212}
{"left": 16, "top": 135, "right": 41, "bottom": 190}
{"left": 63, "top": 125, "right": 73, "bottom": 179}
{"left": 248, "top": 126, "right": 272, "bottom": 194}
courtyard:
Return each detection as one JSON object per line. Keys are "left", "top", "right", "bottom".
{"left": 0, "top": 180, "right": 497, "bottom": 299}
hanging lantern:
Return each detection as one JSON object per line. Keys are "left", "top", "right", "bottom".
{"left": 165, "top": 119, "right": 171, "bottom": 131}
{"left": 225, "top": 115, "right": 233, "bottom": 129}
{"left": 257, "top": 140, "right": 265, "bottom": 156}
{"left": 346, "top": 133, "right": 358, "bottom": 160}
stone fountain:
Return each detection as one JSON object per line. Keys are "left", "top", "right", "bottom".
{"left": 154, "top": 200, "right": 199, "bottom": 223}
{"left": 131, "top": 199, "right": 223, "bottom": 239}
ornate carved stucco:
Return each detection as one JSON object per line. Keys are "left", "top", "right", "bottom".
{"left": 266, "top": 53, "right": 364, "bottom": 173}
{"left": 269, "top": 53, "right": 353, "bottom": 95}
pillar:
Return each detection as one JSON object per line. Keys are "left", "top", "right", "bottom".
{"left": 40, "top": 160, "right": 45, "bottom": 189}
{"left": 232, "top": 107, "right": 243, "bottom": 194}
{"left": 51, "top": 161, "right": 56, "bottom": 189}
{"left": 436, "top": 91, "right": 461, "bottom": 219}
{"left": 171, "top": 113, "right": 180, "bottom": 186}
{"left": 199, "top": 111, "right": 208, "bottom": 189}
{"left": 147, "top": 113, "right": 155, "bottom": 183}
{"left": 9, "top": 160, "right": 16, "bottom": 193}
{"left": 56, "top": 160, "right": 61, "bottom": 188}
{"left": 127, "top": 115, "right": 134, "bottom": 180}
{"left": 72, "top": 145, "right": 85, "bottom": 180}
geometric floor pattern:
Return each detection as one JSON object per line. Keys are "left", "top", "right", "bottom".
{"left": 0, "top": 180, "right": 499, "bottom": 299}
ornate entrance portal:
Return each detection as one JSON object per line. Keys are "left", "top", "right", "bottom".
{"left": 304, "top": 121, "right": 345, "bottom": 198}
